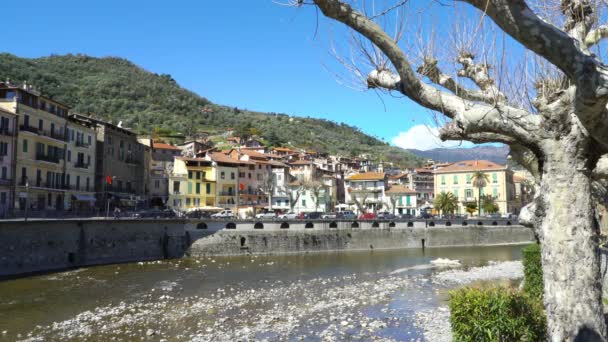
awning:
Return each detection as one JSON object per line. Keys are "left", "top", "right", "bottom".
{"left": 72, "top": 194, "right": 96, "bottom": 202}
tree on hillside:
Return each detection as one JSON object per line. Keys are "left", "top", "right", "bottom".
{"left": 471, "top": 171, "right": 489, "bottom": 216}
{"left": 265, "top": 130, "right": 285, "bottom": 147}
{"left": 293, "top": 1, "right": 608, "bottom": 337}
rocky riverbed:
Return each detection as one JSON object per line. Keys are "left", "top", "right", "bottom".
{"left": 0, "top": 246, "right": 526, "bottom": 341}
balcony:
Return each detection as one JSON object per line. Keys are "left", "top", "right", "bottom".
{"left": 20, "top": 125, "right": 39, "bottom": 134}
{"left": 0, "top": 128, "right": 13, "bottom": 136}
{"left": 74, "top": 161, "right": 89, "bottom": 169}
{"left": 219, "top": 191, "right": 236, "bottom": 196}
{"left": 124, "top": 157, "right": 140, "bottom": 165}
{"left": 0, "top": 178, "right": 12, "bottom": 186}
{"left": 349, "top": 188, "right": 382, "bottom": 193}
{"left": 75, "top": 140, "right": 90, "bottom": 148}
{"left": 36, "top": 153, "right": 61, "bottom": 164}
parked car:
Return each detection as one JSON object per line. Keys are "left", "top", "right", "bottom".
{"left": 255, "top": 212, "right": 277, "bottom": 219}
{"left": 359, "top": 212, "right": 376, "bottom": 220}
{"left": 278, "top": 212, "right": 298, "bottom": 219}
{"left": 322, "top": 212, "right": 337, "bottom": 219}
{"left": 486, "top": 213, "right": 501, "bottom": 219}
{"left": 337, "top": 211, "right": 357, "bottom": 220}
{"left": 304, "top": 212, "right": 323, "bottom": 219}
{"left": 418, "top": 212, "right": 432, "bottom": 219}
{"left": 211, "top": 210, "right": 235, "bottom": 218}
{"left": 502, "top": 213, "right": 514, "bottom": 219}
{"left": 377, "top": 212, "right": 396, "bottom": 219}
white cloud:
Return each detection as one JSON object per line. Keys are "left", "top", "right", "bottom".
{"left": 391, "top": 124, "right": 474, "bottom": 150}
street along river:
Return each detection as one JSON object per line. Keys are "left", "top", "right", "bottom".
{"left": 0, "top": 245, "right": 526, "bottom": 341}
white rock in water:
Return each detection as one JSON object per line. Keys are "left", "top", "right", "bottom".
{"left": 430, "top": 258, "right": 461, "bottom": 266}
{"left": 146, "top": 329, "right": 155, "bottom": 336}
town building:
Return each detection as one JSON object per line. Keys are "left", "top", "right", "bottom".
{"left": 0, "top": 108, "right": 17, "bottom": 217}
{"left": 433, "top": 160, "right": 518, "bottom": 215}
{"left": 178, "top": 140, "right": 213, "bottom": 158}
{"left": 64, "top": 115, "right": 97, "bottom": 213}
{"left": 139, "top": 139, "right": 182, "bottom": 207}
{"left": 287, "top": 179, "right": 331, "bottom": 214}
{"left": 344, "top": 172, "right": 387, "bottom": 214}
{"left": 206, "top": 152, "right": 240, "bottom": 211}
{"left": 384, "top": 185, "right": 418, "bottom": 216}
{"left": 78, "top": 115, "right": 148, "bottom": 210}
{"left": 168, "top": 157, "right": 216, "bottom": 211}
{"left": 1, "top": 82, "right": 70, "bottom": 215}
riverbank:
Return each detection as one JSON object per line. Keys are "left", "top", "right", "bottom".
{"left": 0, "top": 218, "right": 534, "bottom": 278}
{"left": 0, "top": 246, "right": 526, "bottom": 341}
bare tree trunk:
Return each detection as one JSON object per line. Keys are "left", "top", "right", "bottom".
{"left": 538, "top": 141, "right": 606, "bottom": 340}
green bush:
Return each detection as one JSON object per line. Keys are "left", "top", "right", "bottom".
{"left": 449, "top": 286, "right": 546, "bottom": 341}
{"left": 522, "top": 243, "right": 543, "bottom": 299}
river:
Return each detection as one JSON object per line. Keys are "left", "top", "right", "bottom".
{"left": 0, "top": 245, "right": 525, "bottom": 341}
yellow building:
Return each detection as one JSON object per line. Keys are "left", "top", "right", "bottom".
{"left": 206, "top": 152, "right": 239, "bottom": 211}
{"left": 433, "top": 160, "right": 518, "bottom": 215}
{"left": 1, "top": 82, "right": 70, "bottom": 215}
{"left": 168, "top": 157, "right": 216, "bottom": 211}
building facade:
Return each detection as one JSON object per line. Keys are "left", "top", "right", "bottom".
{"left": 168, "top": 157, "right": 216, "bottom": 212}
{"left": 344, "top": 172, "right": 387, "bottom": 214}
{"left": 384, "top": 185, "right": 418, "bottom": 216}
{"left": 65, "top": 115, "right": 97, "bottom": 212}
{"left": 433, "top": 160, "right": 518, "bottom": 215}
{"left": 1, "top": 82, "right": 70, "bottom": 216}
{"left": 0, "top": 108, "right": 17, "bottom": 217}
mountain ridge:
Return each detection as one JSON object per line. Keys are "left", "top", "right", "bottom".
{"left": 407, "top": 145, "right": 510, "bottom": 165}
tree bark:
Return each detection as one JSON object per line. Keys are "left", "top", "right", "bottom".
{"left": 538, "top": 140, "right": 606, "bottom": 340}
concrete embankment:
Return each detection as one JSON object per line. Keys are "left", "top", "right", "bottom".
{"left": 186, "top": 224, "right": 534, "bottom": 257}
{"left": 0, "top": 218, "right": 534, "bottom": 278}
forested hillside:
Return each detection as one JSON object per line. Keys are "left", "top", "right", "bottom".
{"left": 0, "top": 53, "right": 421, "bottom": 166}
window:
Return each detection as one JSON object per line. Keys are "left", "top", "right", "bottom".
{"left": 36, "top": 169, "right": 41, "bottom": 186}
{"left": 239, "top": 172, "right": 245, "bottom": 178}
{"left": 206, "top": 183, "right": 211, "bottom": 194}
{"left": 173, "top": 181, "right": 180, "bottom": 193}
{"left": 38, "top": 119, "right": 43, "bottom": 131}
{"left": 441, "top": 175, "right": 445, "bottom": 185}
{"left": 86, "top": 178, "right": 90, "bottom": 191}
{"left": 155, "top": 180, "right": 160, "bottom": 189}
{"left": 453, "top": 175, "right": 458, "bottom": 184}
{"left": 466, "top": 174, "right": 472, "bottom": 184}
{"left": 76, "top": 176, "right": 80, "bottom": 189}
{"left": 186, "top": 198, "right": 191, "bottom": 206}
{"left": 47, "top": 193, "right": 52, "bottom": 206}
{"left": 302, "top": 199, "right": 306, "bottom": 206}
{"left": 248, "top": 173, "right": 252, "bottom": 179}
{"left": 221, "top": 171, "right": 225, "bottom": 179}
{"left": 465, "top": 189, "right": 473, "bottom": 198}
{"left": 88, "top": 135, "right": 92, "bottom": 145}
{"left": 0, "top": 142, "right": 7, "bottom": 156}
{"left": 196, "top": 183, "right": 201, "bottom": 194}
{"left": 231, "top": 172, "right": 235, "bottom": 180}
{"left": 66, "top": 174, "right": 70, "bottom": 188}
{"left": 22, "top": 139, "right": 28, "bottom": 153}
{"left": 258, "top": 165, "right": 262, "bottom": 169}
{"left": 188, "top": 182, "right": 193, "bottom": 194}
{"left": 0, "top": 167, "right": 5, "bottom": 179}
{"left": 67, "top": 150, "right": 71, "bottom": 162}
{"left": 493, "top": 188, "right": 498, "bottom": 198}
{"left": 0, "top": 192, "right": 5, "bottom": 205}
{"left": 492, "top": 173, "right": 498, "bottom": 184}
{"left": 454, "top": 189, "right": 459, "bottom": 199}
{"left": 21, "top": 168, "right": 26, "bottom": 184}
{"left": 87, "top": 155, "right": 91, "bottom": 165}
{"left": 188, "top": 171, "right": 193, "bottom": 179}
{"left": 196, "top": 171, "right": 201, "bottom": 179}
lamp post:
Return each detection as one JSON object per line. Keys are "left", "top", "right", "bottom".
{"left": 24, "top": 177, "right": 29, "bottom": 222}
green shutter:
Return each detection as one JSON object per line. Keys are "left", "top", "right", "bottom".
{"left": 454, "top": 189, "right": 459, "bottom": 199}
{"left": 493, "top": 173, "right": 498, "bottom": 183}
{"left": 441, "top": 175, "right": 445, "bottom": 185}
{"left": 398, "top": 196, "right": 403, "bottom": 206}
{"left": 493, "top": 188, "right": 498, "bottom": 197}
{"left": 466, "top": 174, "right": 471, "bottom": 184}
{"left": 206, "top": 183, "right": 211, "bottom": 194}
{"left": 188, "top": 182, "right": 192, "bottom": 194}
{"left": 406, "top": 195, "right": 411, "bottom": 206}
{"left": 453, "top": 175, "right": 458, "bottom": 184}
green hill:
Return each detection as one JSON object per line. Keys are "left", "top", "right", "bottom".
{"left": 0, "top": 53, "right": 421, "bottom": 166}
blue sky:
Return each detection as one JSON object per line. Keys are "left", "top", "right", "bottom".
{"left": 3, "top": 1, "right": 475, "bottom": 149}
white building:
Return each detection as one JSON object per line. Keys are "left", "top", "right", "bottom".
{"left": 384, "top": 185, "right": 418, "bottom": 216}
{"left": 344, "top": 172, "right": 387, "bottom": 214}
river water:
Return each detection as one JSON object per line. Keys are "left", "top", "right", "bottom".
{"left": 0, "top": 245, "right": 525, "bottom": 341}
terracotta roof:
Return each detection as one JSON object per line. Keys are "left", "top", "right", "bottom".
{"left": 208, "top": 152, "right": 253, "bottom": 165}
{"left": 346, "top": 172, "right": 385, "bottom": 181}
{"left": 240, "top": 150, "right": 268, "bottom": 159}
{"left": 513, "top": 175, "right": 526, "bottom": 182}
{"left": 153, "top": 142, "right": 181, "bottom": 151}
{"left": 389, "top": 173, "right": 409, "bottom": 180}
{"left": 414, "top": 168, "right": 433, "bottom": 173}
{"left": 433, "top": 160, "right": 506, "bottom": 173}
{"left": 273, "top": 147, "right": 296, "bottom": 152}
{"left": 386, "top": 185, "right": 417, "bottom": 194}
{"left": 289, "top": 160, "right": 312, "bottom": 165}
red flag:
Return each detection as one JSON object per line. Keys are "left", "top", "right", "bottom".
{"left": 106, "top": 176, "right": 113, "bottom": 185}
{"left": 239, "top": 183, "right": 245, "bottom": 191}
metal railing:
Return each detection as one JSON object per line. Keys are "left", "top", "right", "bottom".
{"left": 75, "top": 140, "right": 90, "bottom": 148}
{"left": 20, "top": 125, "right": 38, "bottom": 134}
{"left": 36, "top": 153, "right": 61, "bottom": 164}
{"left": 74, "top": 161, "right": 89, "bottom": 169}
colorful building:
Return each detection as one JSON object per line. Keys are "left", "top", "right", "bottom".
{"left": 206, "top": 152, "right": 239, "bottom": 211}
{"left": 433, "top": 160, "right": 517, "bottom": 215}
{"left": 384, "top": 185, "right": 418, "bottom": 216}
{"left": 344, "top": 172, "right": 387, "bottom": 214}
{"left": 168, "top": 157, "right": 216, "bottom": 211}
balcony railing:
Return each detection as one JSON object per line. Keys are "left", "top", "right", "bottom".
{"left": 0, "top": 178, "right": 12, "bottom": 186}
{"left": 0, "top": 128, "right": 13, "bottom": 136}
{"left": 36, "top": 153, "right": 61, "bottom": 164}
{"left": 219, "top": 191, "right": 236, "bottom": 196}
{"left": 20, "top": 125, "right": 39, "bottom": 134}
{"left": 75, "top": 140, "right": 91, "bottom": 148}
{"left": 74, "top": 161, "right": 89, "bottom": 169}
{"left": 124, "top": 157, "right": 140, "bottom": 165}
